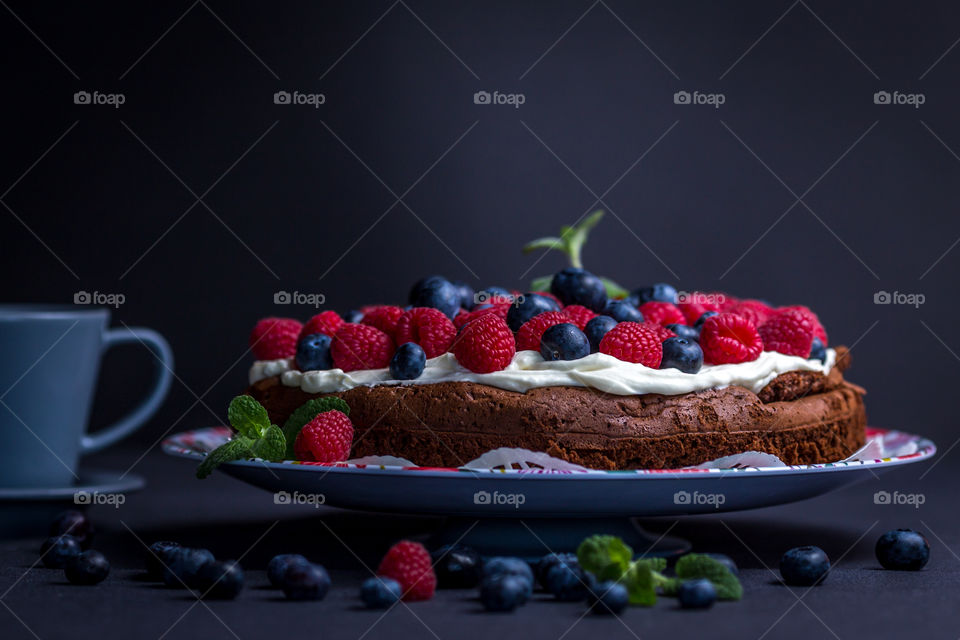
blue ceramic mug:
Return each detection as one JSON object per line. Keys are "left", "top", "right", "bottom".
{"left": 0, "top": 305, "right": 173, "bottom": 488}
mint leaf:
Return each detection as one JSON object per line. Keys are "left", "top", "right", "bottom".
{"left": 227, "top": 395, "right": 270, "bottom": 439}
{"left": 577, "top": 535, "right": 634, "bottom": 581}
{"left": 674, "top": 553, "right": 743, "bottom": 600}
{"left": 624, "top": 561, "right": 657, "bottom": 606}
{"left": 522, "top": 236, "right": 565, "bottom": 253}
{"left": 530, "top": 275, "right": 552, "bottom": 292}
{"left": 250, "top": 424, "right": 285, "bottom": 462}
{"left": 196, "top": 436, "right": 253, "bottom": 479}
{"left": 282, "top": 397, "right": 351, "bottom": 458}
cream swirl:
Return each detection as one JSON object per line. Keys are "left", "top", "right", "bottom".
{"left": 249, "top": 348, "right": 835, "bottom": 396}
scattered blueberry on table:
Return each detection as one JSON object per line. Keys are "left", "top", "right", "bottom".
{"left": 281, "top": 562, "right": 331, "bottom": 601}
{"left": 875, "top": 529, "right": 930, "bottom": 571}
{"left": 40, "top": 534, "right": 82, "bottom": 569}
{"left": 545, "top": 560, "right": 594, "bottom": 602}
{"left": 267, "top": 553, "right": 311, "bottom": 588}
{"left": 678, "top": 578, "right": 716, "bottom": 609}
{"left": 49, "top": 510, "right": 94, "bottom": 548}
{"left": 197, "top": 559, "right": 245, "bottom": 599}
{"left": 360, "top": 576, "right": 403, "bottom": 608}
{"left": 431, "top": 544, "right": 482, "bottom": 589}
{"left": 588, "top": 580, "right": 629, "bottom": 615}
{"left": 779, "top": 546, "right": 831, "bottom": 586}
{"left": 163, "top": 547, "right": 215, "bottom": 589}
{"left": 480, "top": 574, "right": 529, "bottom": 612}
{"left": 145, "top": 541, "right": 181, "bottom": 578}
{"left": 65, "top": 550, "right": 110, "bottom": 585}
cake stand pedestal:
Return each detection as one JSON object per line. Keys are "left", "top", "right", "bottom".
{"left": 427, "top": 517, "right": 690, "bottom": 560}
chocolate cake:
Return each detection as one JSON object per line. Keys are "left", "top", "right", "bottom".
{"left": 246, "top": 346, "right": 865, "bottom": 470}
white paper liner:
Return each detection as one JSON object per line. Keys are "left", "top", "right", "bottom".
{"left": 460, "top": 448, "right": 589, "bottom": 471}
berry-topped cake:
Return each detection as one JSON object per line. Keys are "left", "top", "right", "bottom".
{"left": 240, "top": 214, "right": 866, "bottom": 470}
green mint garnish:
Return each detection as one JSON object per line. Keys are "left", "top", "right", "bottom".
{"left": 575, "top": 535, "right": 742, "bottom": 607}
{"left": 672, "top": 553, "right": 743, "bottom": 600}
{"left": 197, "top": 395, "right": 289, "bottom": 479}
{"left": 250, "top": 424, "right": 286, "bottom": 462}
{"left": 523, "top": 211, "right": 628, "bottom": 298}
{"left": 577, "top": 534, "right": 634, "bottom": 581}
{"left": 227, "top": 394, "right": 271, "bottom": 439}
{"left": 196, "top": 435, "right": 253, "bottom": 479}
{"left": 282, "top": 396, "right": 351, "bottom": 458}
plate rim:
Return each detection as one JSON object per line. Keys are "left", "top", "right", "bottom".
{"left": 161, "top": 426, "right": 937, "bottom": 480}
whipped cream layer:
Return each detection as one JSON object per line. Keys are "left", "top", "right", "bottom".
{"left": 249, "top": 348, "right": 836, "bottom": 397}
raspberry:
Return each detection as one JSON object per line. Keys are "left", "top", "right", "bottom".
{"left": 642, "top": 322, "right": 676, "bottom": 342}
{"left": 777, "top": 305, "right": 827, "bottom": 345}
{"left": 377, "top": 541, "right": 436, "bottom": 602}
{"left": 299, "top": 311, "right": 344, "bottom": 340}
{"left": 452, "top": 314, "right": 515, "bottom": 373}
{"left": 677, "top": 293, "right": 721, "bottom": 324}
{"left": 638, "top": 301, "right": 685, "bottom": 326}
{"left": 759, "top": 309, "right": 817, "bottom": 357}
{"left": 599, "top": 322, "right": 663, "bottom": 368}
{"left": 361, "top": 306, "right": 405, "bottom": 338}
{"left": 716, "top": 293, "right": 740, "bottom": 312}
{"left": 562, "top": 305, "right": 597, "bottom": 330}
{"left": 293, "top": 410, "right": 353, "bottom": 462}
{"left": 533, "top": 291, "right": 564, "bottom": 308}
{"left": 250, "top": 317, "right": 302, "bottom": 360}
{"left": 729, "top": 300, "right": 774, "bottom": 328}
{"left": 331, "top": 323, "right": 395, "bottom": 372}
{"left": 395, "top": 307, "right": 456, "bottom": 358}
{"left": 515, "top": 311, "right": 570, "bottom": 351}
{"left": 700, "top": 313, "right": 763, "bottom": 364}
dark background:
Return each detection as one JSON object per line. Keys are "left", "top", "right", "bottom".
{"left": 1, "top": 0, "right": 958, "bottom": 451}
{"left": 2, "top": 3, "right": 960, "bottom": 638}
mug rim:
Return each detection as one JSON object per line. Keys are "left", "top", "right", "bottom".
{"left": 0, "top": 304, "right": 110, "bottom": 320}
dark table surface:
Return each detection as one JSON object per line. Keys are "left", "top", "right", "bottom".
{"left": 1, "top": 444, "right": 956, "bottom": 640}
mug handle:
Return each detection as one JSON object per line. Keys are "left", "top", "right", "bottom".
{"left": 80, "top": 327, "right": 174, "bottom": 454}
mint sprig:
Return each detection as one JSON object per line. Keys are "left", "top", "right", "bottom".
{"left": 576, "top": 535, "right": 742, "bottom": 606}
{"left": 282, "top": 396, "right": 351, "bottom": 458}
{"left": 524, "top": 211, "right": 628, "bottom": 298}
{"left": 196, "top": 395, "right": 286, "bottom": 479}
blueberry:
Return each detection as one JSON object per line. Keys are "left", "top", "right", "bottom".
{"left": 50, "top": 510, "right": 94, "bottom": 548}
{"left": 540, "top": 323, "right": 590, "bottom": 361}
{"left": 666, "top": 323, "right": 700, "bottom": 341}
{"left": 704, "top": 553, "right": 738, "bottom": 575}
{"left": 431, "top": 544, "right": 482, "bottom": 589}
{"left": 588, "top": 580, "right": 629, "bottom": 615}
{"left": 677, "top": 578, "right": 716, "bottom": 609}
{"left": 163, "top": 547, "right": 215, "bottom": 589}
{"left": 267, "top": 553, "right": 311, "bottom": 588}
{"left": 550, "top": 268, "right": 607, "bottom": 312}
{"left": 296, "top": 333, "right": 333, "bottom": 371}
{"left": 506, "top": 293, "right": 556, "bottom": 331}
{"left": 197, "top": 560, "right": 244, "bottom": 599}
{"left": 65, "top": 550, "right": 110, "bottom": 585}
{"left": 40, "top": 535, "right": 82, "bottom": 569}
{"left": 390, "top": 342, "right": 426, "bottom": 380}
{"left": 694, "top": 311, "right": 718, "bottom": 329}
{"left": 627, "top": 283, "right": 678, "bottom": 306}
{"left": 451, "top": 280, "right": 475, "bottom": 310}
{"left": 535, "top": 552, "right": 577, "bottom": 589}
{"left": 281, "top": 562, "right": 330, "bottom": 600}
{"left": 875, "top": 529, "right": 930, "bottom": 571}
{"left": 344, "top": 309, "right": 364, "bottom": 323}
{"left": 660, "top": 337, "right": 704, "bottom": 374}
{"left": 480, "top": 574, "right": 529, "bottom": 612}
{"left": 409, "top": 276, "right": 460, "bottom": 319}
{"left": 810, "top": 336, "right": 826, "bottom": 362}
{"left": 483, "top": 557, "right": 534, "bottom": 599}
{"left": 545, "top": 561, "right": 594, "bottom": 601}
{"left": 779, "top": 546, "right": 830, "bottom": 586}
{"left": 145, "top": 541, "right": 181, "bottom": 578}
{"left": 360, "top": 576, "right": 403, "bottom": 608}
{"left": 584, "top": 315, "right": 618, "bottom": 353}
{"left": 603, "top": 299, "right": 644, "bottom": 323}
